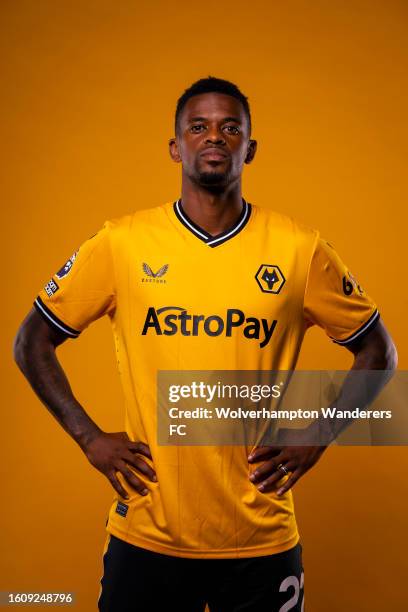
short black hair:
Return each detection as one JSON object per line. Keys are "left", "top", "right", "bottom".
{"left": 175, "top": 76, "right": 251, "bottom": 135}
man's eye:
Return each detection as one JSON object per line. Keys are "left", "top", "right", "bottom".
{"left": 224, "top": 125, "right": 240, "bottom": 134}
{"left": 190, "top": 125, "right": 205, "bottom": 133}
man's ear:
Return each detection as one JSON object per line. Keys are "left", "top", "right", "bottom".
{"left": 169, "top": 137, "right": 182, "bottom": 163}
{"left": 244, "top": 139, "right": 257, "bottom": 164}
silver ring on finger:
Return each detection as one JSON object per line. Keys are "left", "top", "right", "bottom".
{"left": 277, "top": 463, "right": 290, "bottom": 476}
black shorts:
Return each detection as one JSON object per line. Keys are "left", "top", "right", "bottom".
{"left": 98, "top": 535, "right": 304, "bottom": 612}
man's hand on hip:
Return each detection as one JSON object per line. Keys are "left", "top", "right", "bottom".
{"left": 248, "top": 431, "right": 326, "bottom": 496}
{"left": 83, "top": 431, "right": 157, "bottom": 499}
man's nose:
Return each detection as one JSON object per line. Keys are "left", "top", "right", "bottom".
{"left": 205, "top": 126, "right": 226, "bottom": 145}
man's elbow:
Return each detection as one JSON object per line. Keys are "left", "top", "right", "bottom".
{"left": 13, "top": 324, "right": 31, "bottom": 371}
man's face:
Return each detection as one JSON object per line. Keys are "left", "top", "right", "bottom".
{"left": 170, "top": 92, "right": 256, "bottom": 190}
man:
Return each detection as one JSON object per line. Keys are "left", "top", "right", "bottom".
{"left": 14, "top": 77, "right": 397, "bottom": 611}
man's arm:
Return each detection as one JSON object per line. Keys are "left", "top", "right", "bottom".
{"left": 347, "top": 318, "right": 398, "bottom": 369}
{"left": 14, "top": 308, "right": 156, "bottom": 499}
{"left": 248, "top": 319, "right": 398, "bottom": 495}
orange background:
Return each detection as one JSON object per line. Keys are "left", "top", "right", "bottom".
{"left": 2, "top": 1, "right": 408, "bottom": 610}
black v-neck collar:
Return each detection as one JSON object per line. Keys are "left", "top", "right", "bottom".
{"left": 173, "top": 199, "right": 251, "bottom": 248}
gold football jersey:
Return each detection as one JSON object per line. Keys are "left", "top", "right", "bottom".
{"left": 35, "top": 201, "right": 378, "bottom": 558}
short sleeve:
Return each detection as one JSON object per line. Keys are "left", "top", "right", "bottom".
{"left": 303, "top": 237, "right": 379, "bottom": 345}
{"left": 34, "top": 222, "right": 116, "bottom": 338}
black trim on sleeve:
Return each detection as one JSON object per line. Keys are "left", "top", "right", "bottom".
{"left": 331, "top": 309, "right": 380, "bottom": 346}
{"left": 34, "top": 297, "right": 81, "bottom": 338}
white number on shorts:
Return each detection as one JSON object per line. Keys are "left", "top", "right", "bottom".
{"left": 278, "top": 572, "right": 304, "bottom": 612}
